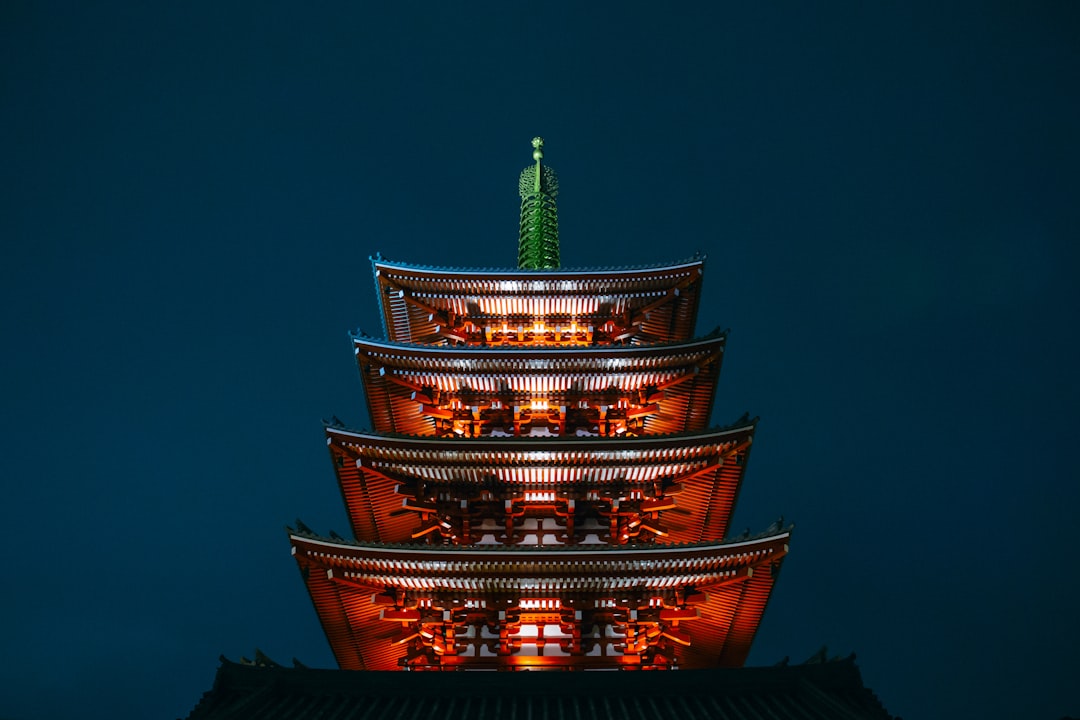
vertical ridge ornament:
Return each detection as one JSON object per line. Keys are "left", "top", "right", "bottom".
{"left": 518, "top": 137, "right": 560, "bottom": 269}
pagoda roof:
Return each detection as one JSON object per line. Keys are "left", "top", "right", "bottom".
{"left": 371, "top": 255, "right": 705, "bottom": 344}
{"left": 352, "top": 327, "right": 725, "bottom": 360}
{"left": 353, "top": 332, "right": 726, "bottom": 436}
{"left": 325, "top": 422, "right": 756, "bottom": 544}
{"left": 289, "top": 529, "right": 790, "bottom": 671}
{"left": 184, "top": 653, "right": 895, "bottom": 720}
{"left": 289, "top": 525, "right": 789, "bottom": 562}
{"left": 372, "top": 253, "right": 706, "bottom": 276}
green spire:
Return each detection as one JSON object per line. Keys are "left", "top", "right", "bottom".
{"left": 517, "top": 137, "right": 560, "bottom": 269}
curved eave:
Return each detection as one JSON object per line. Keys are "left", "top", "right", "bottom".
{"left": 325, "top": 421, "right": 755, "bottom": 453}
{"left": 291, "top": 533, "right": 790, "bottom": 587}
{"left": 372, "top": 257, "right": 705, "bottom": 345}
{"left": 352, "top": 330, "right": 725, "bottom": 360}
{"left": 325, "top": 423, "right": 756, "bottom": 544}
{"left": 372, "top": 255, "right": 706, "bottom": 278}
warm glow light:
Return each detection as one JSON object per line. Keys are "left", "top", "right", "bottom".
{"left": 515, "top": 624, "right": 540, "bottom": 639}
{"left": 520, "top": 598, "right": 562, "bottom": 610}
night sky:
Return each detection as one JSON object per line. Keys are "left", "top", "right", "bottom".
{"left": 3, "top": 3, "right": 1079, "bottom": 719}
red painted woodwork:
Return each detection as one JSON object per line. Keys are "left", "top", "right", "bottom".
{"left": 292, "top": 237, "right": 787, "bottom": 669}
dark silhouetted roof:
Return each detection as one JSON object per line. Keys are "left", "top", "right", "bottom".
{"left": 183, "top": 652, "right": 896, "bottom": 720}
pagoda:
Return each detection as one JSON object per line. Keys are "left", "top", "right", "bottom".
{"left": 288, "top": 138, "right": 792, "bottom": 671}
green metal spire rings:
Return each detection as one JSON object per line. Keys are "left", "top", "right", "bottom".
{"left": 517, "top": 137, "right": 560, "bottom": 269}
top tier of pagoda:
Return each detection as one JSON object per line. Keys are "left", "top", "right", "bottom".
{"left": 360, "top": 139, "right": 718, "bottom": 441}
{"left": 372, "top": 137, "right": 704, "bottom": 349}
{"left": 289, "top": 139, "right": 790, "bottom": 672}
{"left": 371, "top": 254, "right": 705, "bottom": 346}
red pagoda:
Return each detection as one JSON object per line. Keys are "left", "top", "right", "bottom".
{"left": 288, "top": 138, "right": 792, "bottom": 671}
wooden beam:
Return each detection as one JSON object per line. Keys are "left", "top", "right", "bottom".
{"left": 421, "top": 404, "right": 454, "bottom": 420}
{"left": 670, "top": 460, "right": 724, "bottom": 485}
{"left": 324, "top": 568, "right": 381, "bottom": 592}
{"left": 628, "top": 272, "right": 699, "bottom": 326}
{"left": 629, "top": 287, "right": 680, "bottom": 325}
{"left": 380, "top": 275, "right": 449, "bottom": 325}
{"left": 381, "top": 371, "right": 426, "bottom": 393}
{"left": 655, "top": 366, "right": 699, "bottom": 391}
{"left": 354, "top": 458, "right": 413, "bottom": 488}
{"left": 626, "top": 403, "right": 660, "bottom": 419}
{"left": 435, "top": 325, "right": 468, "bottom": 343}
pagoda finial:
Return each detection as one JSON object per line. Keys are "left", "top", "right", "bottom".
{"left": 518, "top": 136, "right": 559, "bottom": 269}
{"left": 531, "top": 136, "right": 544, "bottom": 193}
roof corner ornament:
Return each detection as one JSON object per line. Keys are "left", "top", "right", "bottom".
{"left": 518, "top": 136, "right": 560, "bottom": 270}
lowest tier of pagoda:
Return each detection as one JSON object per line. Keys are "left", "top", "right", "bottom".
{"left": 290, "top": 138, "right": 791, "bottom": 671}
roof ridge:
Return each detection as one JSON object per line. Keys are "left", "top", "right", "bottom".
{"left": 285, "top": 523, "right": 793, "bottom": 549}
{"left": 371, "top": 252, "right": 706, "bottom": 275}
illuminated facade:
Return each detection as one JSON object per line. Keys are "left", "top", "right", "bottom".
{"left": 289, "top": 138, "right": 792, "bottom": 670}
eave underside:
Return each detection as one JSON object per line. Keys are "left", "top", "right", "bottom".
{"left": 325, "top": 425, "right": 756, "bottom": 546}
{"left": 372, "top": 258, "right": 705, "bottom": 346}
{"left": 290, "top": 533, "right": 789, "bottom": 671}
{"left": 355, "top": 336, "right": 724, "bottom": 438}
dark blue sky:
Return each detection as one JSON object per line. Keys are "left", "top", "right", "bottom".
{"left": 2, "top": 3, "right": 1078, "bottom": 719}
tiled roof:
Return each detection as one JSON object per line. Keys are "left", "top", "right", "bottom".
{"left": 183, "top": 653, "right": 896, "bottom": 720}
{"left": 288, "top": 521, "right": 790, "bottom": 552}
{"left": 371, "top": 253, "right": 706, "bottom": 275}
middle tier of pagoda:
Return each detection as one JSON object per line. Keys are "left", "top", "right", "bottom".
{"left": 325, "top": 422, "right": 755, "bottom": 547}
{"left": 371, "top": 255, "right": 706, "bottom": 346}
{"left": 353, "top": 331, "right": 725, "bottom": 438}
